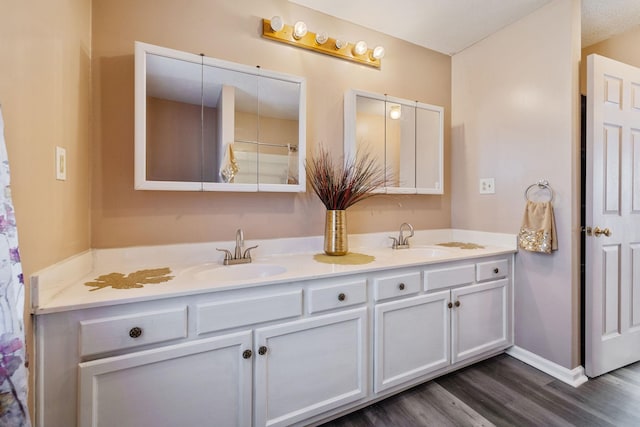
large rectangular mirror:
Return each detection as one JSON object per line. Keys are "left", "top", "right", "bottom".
{"left": 135, "top": 42, "right": 306, "bottom": 192}
{"left": 344, "top": 89, "right": 444, "bottom": 194}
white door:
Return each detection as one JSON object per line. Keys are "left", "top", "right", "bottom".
{"left": 451, "top": 279, "right": 509, "bottom": 364}
{"left": 373, "top": 291, "right": 450, "bottom": 393}
{"left": 253, "top": 308, "right": 367, "bottom": 427}
{"left": 586, "top": 54, "right": 640, "bottom": 377}
{"left": 78, "top": 332, "right": 253, "bottom": 427}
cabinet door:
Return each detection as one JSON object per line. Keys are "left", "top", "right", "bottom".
{"left": 78, "top": 332, "right": 252, "bottom": 427}
{"left": 373, "top": 291, "right": 450, "bottom": 393}
{"left": 254, "top": 308, "right": 367, "bottom": 427}
{"left": 451, "top": 279, "right": 510, "bottom": 364}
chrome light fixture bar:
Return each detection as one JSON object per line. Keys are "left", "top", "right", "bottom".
{"left": 262, "top": 17, "right": 384, "bottom": 69}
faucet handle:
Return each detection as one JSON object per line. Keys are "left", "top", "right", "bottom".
{"left": 216, "top": 248, "right": 233, "bottom": 260}
{"left": 389, "top": 236, "right": 399, "bottom": 249}
{"left": 243, "top": 245, "right": 258, "bottom": 260}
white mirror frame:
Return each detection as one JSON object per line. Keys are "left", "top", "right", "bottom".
{"left": 344, "top": 89, "right": 444, "bottom": 195}
{"left": 134, "top": 41, "right": 306, "bottom": 192}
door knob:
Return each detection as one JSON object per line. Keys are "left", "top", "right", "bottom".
{"left": 591, "top": 226, "right": 611, "bottom": 237}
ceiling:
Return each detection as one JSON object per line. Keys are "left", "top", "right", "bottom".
{"left": 290, "top": 0, "right": 640, "bottom": 55}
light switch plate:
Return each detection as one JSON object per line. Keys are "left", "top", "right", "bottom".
{"left": 479, "top": 178, "right": 495, "bottom": 194}
{"left": 56, "top": 146, "right": 67, "bottom": 181}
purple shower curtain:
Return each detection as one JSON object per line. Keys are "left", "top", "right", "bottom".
{"left": 0, "top": 107, "right": 31, "bottom": 426}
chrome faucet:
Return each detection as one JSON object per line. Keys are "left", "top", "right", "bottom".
{"left": 390, "top": 222, "right": 414, "bottom": 249}
{"left": 235, "top": 229, "right": 244, "bottom": 260}
{"left": 217, "top": 228, "right": 258, "bottom": 265}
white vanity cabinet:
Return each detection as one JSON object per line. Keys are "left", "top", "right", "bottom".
{"left": 78, "top": 331, "right": 253, "bottom": 427}
{"left": 35, "top": 280, "right": 368, "bottom": 427}
{"left": 254, "top": 307, "right": 367, "bottom": 427}
{"left": 35, "top": 253, "right": 513, "bottom": 427}
{"left": 373, "top": 256, "right": 512, "bottom": 394}
{"left": 373, "top": 290, "right": 451, "bottom": 392}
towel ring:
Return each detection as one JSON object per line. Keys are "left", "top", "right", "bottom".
{"left": 524, "top": 180, "right": 554, "bottom": 202}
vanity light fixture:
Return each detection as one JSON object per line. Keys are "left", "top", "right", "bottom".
{"left": 372, "top": 46, "right": 385, "bottom": 60}
{"left": 261, "top": 17, "right": 383, "bottom": 68}
{"left": 315, "top": 31, "right": 328, "bottom": 45}
{"left": 293, "top": 21, "right": 308, "bottom": 39}
{"left": 353, "top": 40, "right": 368, "bottom": 56}
{"left": 270, "top": 15, "right": 284, "bottom": 32}
{"left": 335, "top": 38, "right": 348, "bottom": 50}
{"left": 389, "top": 105, "right": 402, "bottom": 120}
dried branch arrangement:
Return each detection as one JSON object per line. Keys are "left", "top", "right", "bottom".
{"left": 306, "top": 145, "right": 388, "bottom": 210}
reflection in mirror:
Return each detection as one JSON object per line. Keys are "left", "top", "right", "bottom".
{"left": 355, "top": 95, "right": 385, "bottom": 179}
{"left": 232, "top": 77, "right": 301, "bottom": 185}
{"left": 385, "top": 102, "right": 416, "bottom": 188}
{"left": 416, "top": 107, "right": 442, "bottom": 190}
{"left": 202, "top": 64, "right": 259, "bottom": 184}
{"left": 345, "top": 89, "right": 444, "bottom": 194}
{"left": 135, "top": 41, "right": 306, "bottom": 192}
{"left": 145, "top": 53, "right": 204, "bottom": 183}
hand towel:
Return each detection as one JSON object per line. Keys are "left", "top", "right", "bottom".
{"left": 220, "top": 143, "right": 239, "bottom": 183}
{"left": 518, "top": 200, "right": 558, "bottom": 254}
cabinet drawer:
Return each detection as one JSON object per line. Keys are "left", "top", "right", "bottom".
{"left": 424, "top": 264, "right": 475, "bottom": 291}
{"left": 196, "top": 289, "right": 302, "bottom": 335}
{"left": 80, "top": 307, "right": 188, "bottom": 357}
{"left": 374, "top": 272, "right": 421, "bottom": 301}
{"left": 308, "top": 280, "right": 367, "bottom": 313}
{"left": 476, "top": 259, "right": 509, "bottom": 282}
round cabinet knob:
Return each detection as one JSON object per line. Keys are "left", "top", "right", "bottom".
{"left": 398, "top": 283, "right": 405, "bottom": 290}
{"left": 447, "top": 302, "right": 453, "bottom": 309}
{"left": 454, "top": 300, "right": 461, "bottom": 307}
{"left": 242, "top": 349, "right": 253, "bottom": 359}
{"left": 129, "top": 327, "right": 143, "bottom": 338}
{"left": 258, "top": 346, "right": 268, "bottom": 356}
{"left": 338, "top": 293, "right": 346, "bottom": 301}
{"left": 493, "top": 268, "right": 499, "bottom": 274}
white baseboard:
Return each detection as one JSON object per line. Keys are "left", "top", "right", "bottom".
{"left": 506, "top": 346, "right": 589, "bottom": 387}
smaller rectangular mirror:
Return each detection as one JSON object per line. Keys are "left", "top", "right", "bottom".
{"left": 345, "top": 89, "right": 444, "bottom": 194}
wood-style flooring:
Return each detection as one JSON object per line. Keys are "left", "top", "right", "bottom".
{"left": 319, "top": 354, "right": 640, "bottom": 427}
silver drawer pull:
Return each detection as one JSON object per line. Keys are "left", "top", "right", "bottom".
{"left": 129, "top": 327, "right": 143, "bottom": 338}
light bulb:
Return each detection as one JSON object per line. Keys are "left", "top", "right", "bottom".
{"left": 335, "top": 39, "right": 347, "bottom": 49}
{"left": 372, "top": 46, "right": 385, "bottom": 60}
{"left": 353, "top": 40, "right": 367, "bottom": 56}
{"left": 293, "top": 21, "right": 308, "bottom": 39}
{"left": 270, "top": 16, "right": 284, "bottom": 32}
{"left": 389, "top": 105, "right": 401, "bottom": 120}
{"left": 315, "top": 31, "right": 328, "bottom": 45}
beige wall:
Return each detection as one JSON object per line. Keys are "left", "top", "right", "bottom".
{"left": 0, "top": 0, "right": 92, "bottom": 417}
{"left": 0, "top": 0, "right": 91, "bottom": 279}
{"left": 581, "top": 25, "right": 640, "bottom": 94}
{"left": 91, "top": 0, "right": 452, "bottom": 248}
{"left": 451, "top": 0, "right": 582, "bottom": 369}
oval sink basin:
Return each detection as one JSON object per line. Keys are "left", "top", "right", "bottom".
{"left": 408, "top": 248, "right": 451, "bottom": 257}
{"left": 184, "top": 263, "right": 287, "bottom": 282}
{"left": 397, "top": 247, "right": 452, "bottom": 258}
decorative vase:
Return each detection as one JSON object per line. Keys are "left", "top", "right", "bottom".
{"left": 324, "top": 210, "right": 348, "bottom": 256}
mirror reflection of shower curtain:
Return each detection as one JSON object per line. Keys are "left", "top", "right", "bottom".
{"left": 0, "top": 107, "right": 31, "bottom": 427}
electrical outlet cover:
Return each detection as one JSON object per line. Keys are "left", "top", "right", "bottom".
{"left": 56, "top": 146, "right": 67, "bottom": 181}
{"left": 479, "top": 178, "right": 495, "bottom": 194}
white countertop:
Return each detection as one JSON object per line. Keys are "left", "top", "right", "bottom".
{"left": 31, "top": 229, "right": 517, "bottom": 314}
